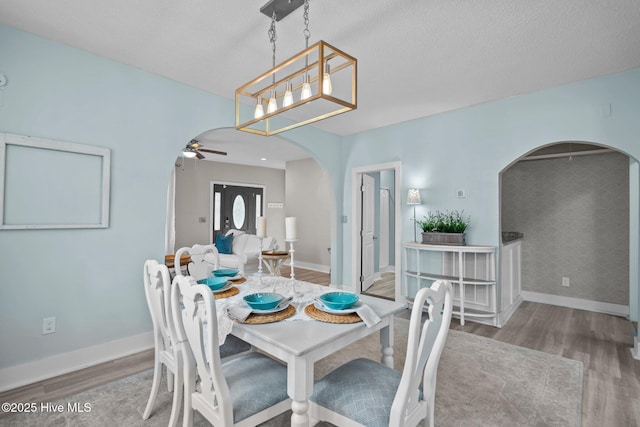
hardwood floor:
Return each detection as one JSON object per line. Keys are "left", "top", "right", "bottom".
{"left": 363, "top": 272, "right": 395, "bottom": 299}
{"left": 447, "top": 301, "right": 640, "bottom": 427}
{"left": 279, "top": 265, "right": 331, "bottom": 286}
{"left": 2, "top": 269, "right": 638, "bottom": 427}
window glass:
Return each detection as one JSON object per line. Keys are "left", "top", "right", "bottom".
{"left": 214, "top": 192, "right": 221, "bottom": 230}
{"left": 232, "top": 195, "right": 246, "bottom": 229}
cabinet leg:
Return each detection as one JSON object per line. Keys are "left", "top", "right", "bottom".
{"left": 459, "top": 280, "right": 465, "bottom": 326}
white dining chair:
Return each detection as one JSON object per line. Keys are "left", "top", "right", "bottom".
{"left": 142, "top": 260, "right": 252, "bottom": 427}
{"left": 171, "top": 275, "right": 291, "bottom": 427}
{"left": 173, "top": 244, "right": 253, "bottom": 360}
{"left": 142, "top": 259, "right": 183, "bottom": 427}
{"left": 309, "top": 280, "right": 453, "bottom": 427}
{"left": 175, "top": 244, "right": 220, "bottom": 280}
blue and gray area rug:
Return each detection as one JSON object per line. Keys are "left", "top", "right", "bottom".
{"left": 0, "top": 319, "right": 583, "bottom": 427}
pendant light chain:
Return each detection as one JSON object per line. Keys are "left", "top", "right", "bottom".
{"left": 266, "top": 11, "right": 278, "bottom": 113}
{"left": 300, "top": 0, "right": 311, "bottom": 96}
{"left": 303, "top": 0, "right": 310, "bottom": 50}
{"left": 269, "top": 11, "right": 277, "bottom": 70}
{"left": 269, "top": 11, "right": 277, "bottom": 84}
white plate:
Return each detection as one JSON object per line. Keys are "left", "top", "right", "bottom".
{"left": 314, "top": 301, "right": 362, "bottom": 315}
{"left": 250, "top": 303, "right": 291, "bottom": 315}
{"left": 211, "top": 282, "right": 233, "bottom": 294}
{"left": 229, "top": 275, "right": 244, "bottom": 281}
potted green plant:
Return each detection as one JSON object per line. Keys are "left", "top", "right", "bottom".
{"left": 417, "top": 210, "right": 470, "bottom": 245}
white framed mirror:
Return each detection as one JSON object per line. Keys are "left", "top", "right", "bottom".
{"left": 0, "top": 132, "right": 111, "bottom": 229}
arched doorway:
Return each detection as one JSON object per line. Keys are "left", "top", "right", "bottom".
{"left": 166, "top": 127, "right": 335, "bottom": 279}
{"left": 499, "top": 141, "right": 631, "bottom": 317}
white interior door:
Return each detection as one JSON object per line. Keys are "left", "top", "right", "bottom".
{"left": 361, "top": 174, "right": 375, "bottom": 291}
{"left": 379, "top": 189, "right": 389, "bottom": 270}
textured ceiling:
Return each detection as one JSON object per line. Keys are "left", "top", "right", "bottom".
{"left": 1, "top": 0, "right": 640, "bottom": 161}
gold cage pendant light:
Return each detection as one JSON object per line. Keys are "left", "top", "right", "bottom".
{"left": 235, "top": 0, "right": 357, "bottom": 136}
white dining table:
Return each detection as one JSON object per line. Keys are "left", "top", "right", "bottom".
{"left": 221, "top": 278, "right": 406, "bottom": 427}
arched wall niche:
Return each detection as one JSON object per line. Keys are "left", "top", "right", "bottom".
{"left": 499, "top": 139, "right": 637, "bottom": 321}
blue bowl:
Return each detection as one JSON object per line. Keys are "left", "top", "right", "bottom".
{"left": 319, "top": 292, "right": 359, "bottom": 310}
{"left": 213, "top": 268, "right": 239, "bottom": 277}
{"left": 243, "top": 293, "right": 283, "bottom": 310}
{"left": 197, "top": 276, "right": 229, "bottom": 291}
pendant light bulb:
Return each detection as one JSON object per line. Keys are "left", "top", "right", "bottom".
{"left": 283, "top": 82, "right": 294, "bottom": 107}
{"left": 267, "top": 90, "right": 278, "bottom": 114}
{"left": 254, "top": 97, "right": 264, "bottom": 119}
{"left": 301, "top": 75, "right": 312, "bottom": 101}
{"left": 322, "top": 62, "right": 332, "bottom": 95}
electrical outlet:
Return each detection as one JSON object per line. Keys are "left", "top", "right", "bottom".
{"left": 42, "top": 317, "right": 56, "bottom": 335}
{"left": 562, "top": 277, "right": 570, "bottom": 287}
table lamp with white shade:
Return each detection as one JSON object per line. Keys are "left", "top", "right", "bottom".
{"left": 407, "top": 189, "right": 422, "bottom": 242}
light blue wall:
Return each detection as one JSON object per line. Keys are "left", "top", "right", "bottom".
{"left": 380, "top": 169, "right": 396, "bottom": 266}
{"left": 0, "top": 24, "right": 343, "bottom": 370}
{"left": 341, "top": 68, "right": 640, "bottom": 322}
{"left": 2, "top": 21, "right": 639, "bottom": 373}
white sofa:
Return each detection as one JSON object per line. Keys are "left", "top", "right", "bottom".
{"left": 206, "top": 229, "right": 277, "bottom": 276}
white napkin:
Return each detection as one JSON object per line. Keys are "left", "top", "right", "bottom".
{"left": 226, "top": 305, "right": 253, "bottom": 322}
{"left": 355, "top": 304, "right": 381, "bottom": 327}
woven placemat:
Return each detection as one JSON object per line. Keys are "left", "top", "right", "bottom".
{"left": 213, "top": 286, "right": 239, "bottom": 299}
{"left": 230, "top": 277, "right": 247, "bottom": 285}
{"left": 304, "top": 304, "right": 362, "bottom": 324}
{"left": 244, "top": 304, "right": 296, "bottom": 324}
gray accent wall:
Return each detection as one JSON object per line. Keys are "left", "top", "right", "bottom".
{"left": 501, "top": 151, "right": 629, "bottom": 305}
{"left": 285, "top": 158, "right": 332, "bottom": 270}
{"left": 175, "top": 158, "right": 286, "bottom": 250}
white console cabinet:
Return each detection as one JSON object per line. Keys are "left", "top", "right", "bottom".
{"left": 403, "top": 242, "right": 497, "bottom": 326}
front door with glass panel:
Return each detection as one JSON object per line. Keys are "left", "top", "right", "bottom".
{"left": 212, "top": 184, "right": 264, "bottom": 242}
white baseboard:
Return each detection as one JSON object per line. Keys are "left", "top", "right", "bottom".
{"left": 521, "top": 291, "right": 629, "bottom": 317}
{"left": 380, "top": 265, "right": 395, "bottom": 274}
{"left": 632, "top": 335, "right": 640, "bottom": 360}
{"left": 498, "top": 295, "right": 523, "bottom": 327}
{"left": 0, "top": 331, "right": 154, "bottom": 393}
{"left": 288, "top": 260, "right": 330, "bottom": 274}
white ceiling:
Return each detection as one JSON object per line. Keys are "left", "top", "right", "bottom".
{"left": 189, "top": 128, "right": 311, "bottom": 169}
{"left": 2, "top": 0, "right": 640, "bottom": 166}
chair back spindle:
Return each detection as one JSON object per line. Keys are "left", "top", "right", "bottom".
{"left": 171, "top": 275, "right": 234, "bottom": 425}
{"left": 175, "top": 244, "right": 220, "bottom": 280}
{"left": 391, "top": 280, "right": 453, "bottom": 426}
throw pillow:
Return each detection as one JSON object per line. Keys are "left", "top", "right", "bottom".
{"left": 216, "top": 234, "right": 234, "bottom": 254}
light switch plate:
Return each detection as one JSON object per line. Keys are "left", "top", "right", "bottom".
{"left": 43, "top": 317, "right": 56, "bottom": 335}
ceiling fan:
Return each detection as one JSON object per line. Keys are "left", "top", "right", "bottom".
{"left": 182, "top": 140, "right": 227, "bottom": 159}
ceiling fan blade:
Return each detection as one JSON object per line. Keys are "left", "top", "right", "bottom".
{"left": 199, "top": 149, "right": 227, "bottom": 156}
{"left": 195, "top": 151, "right": 205, "bottom": 160}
